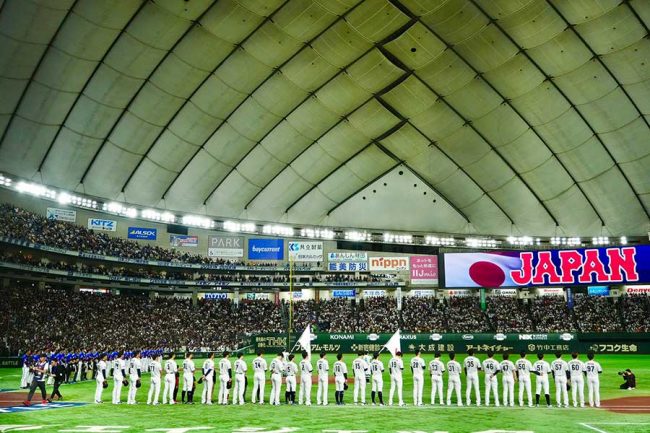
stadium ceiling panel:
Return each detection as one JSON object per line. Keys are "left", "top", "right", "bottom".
{"left": 0, "top": 0, "right": 648, "bottom": 236}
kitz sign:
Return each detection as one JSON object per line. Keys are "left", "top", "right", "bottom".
{"left": 128, "top": 227, "right": 157, "bottom": 240}
{"left": 87, "top": 218, "right": 116, "bottom": 232}
{"left": 443, "top": 246, "right": 649, "bottom": 288}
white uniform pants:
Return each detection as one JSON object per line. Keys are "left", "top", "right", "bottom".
{"left": 147, "top": 377, "right": 161, "bottom": 404}
{"left": 413, "top": 375, "right": 424, "bottom": 405}
{"left": 447, "top": 376, "right": 462, "bottom": 406}
{"left": 353, "top": 376, "right": 366, "bottom": 403}
{"left": 372, "top": 375, "right": 384, "bottom": 393}
{"left": 201, "top": 377, "right": 213, "bottom": 404}
{"left": 286, "top": 376, "right": 296, "bottom": 393}
{"left": 485, "top": 376, "right": 499, "bottom": 406}
{"left": 466, "top": 374, "right": 480, "bottom": 405}
{"left": 95, "top": 376, "right": 104, "bottom": 403}
{"left": 519, "top": 376, "right": 533, "bottom": 407}
{"left": 389, "top": 375, "right": 403, "bottom": 405}
{"left": 127, "top": 374, "right": 139, "bottom": 404}
{"left": 162, "top": 374, "right": 175, "bottom": 404}
{"left": 21, "top": 365, "right": 29, "bottom": 388}
{"left": 317, "top": 376, "right": 328, "bottom": 405}
{"left": 252, "top": 372, "right": 265, "bottom": 404}
{"left": 571, "top": 376, "right": 585, "bottom": 407}
{"left": 587, "top": 377, "right": 600, "bottom": 407}
{"left": 269, "top": 374, "right": 282, "bottom": 405}
{"left": 335, "top": 376, "right": 345, "bottom": 392}
{"left": 112, "top": 376, "right": 123, "bottom": 404}
{"left": 536, "top": 376, "right": 550, "bottom": 396}
{"left": 299, "top": 376, "right": 311, "bottom": 405}
{"left": 218, "top": 376, "right": 229, "bottom": 404}
{"left": 233, "top": 374, "right": 245, "bottom": 404}
{"left": 183, "top": 374, "right": 194, "bottom": 392}
{"left": 502, "top": 376, "right": 515, "bottom": 406}
{"left": 555, "top": 377, "right": 568, "bottom": 407}
{"left": 430, "top": 375, "right": 443, "bottom": 404}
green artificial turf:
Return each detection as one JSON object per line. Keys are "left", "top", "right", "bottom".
{"left": 1, "top": 354, "right": 648, "bottom": 433}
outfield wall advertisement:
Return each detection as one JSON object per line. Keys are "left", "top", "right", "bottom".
{"left": 443, "top": 245, "right": 648, "bottom": 288}
{"left": 208, "top": 235, "right": 243, "bottom": 257}
{"left": 248, "top": 239, "right": 284, "bottom": 260}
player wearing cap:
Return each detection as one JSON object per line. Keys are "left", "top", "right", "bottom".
{"left": 162, "top": 353, "right": 178, "bottom": 405}
{"left": 218, "top": 352, "right": 232, "bottom": 405}
{"left": 464, "top": 348, "right": 482, "bottom": 406}
{"left": 316, "top": 351, "right": 329, "bottom": 405}
{"left": 500, "top": 353, "right": 516, "bottom": 407}
{"left": 567, "top": 352, "right": 585, "bottom": 407}
{"left": 233, "top": 353, "right": 247, "bottom": 405}
{"left": 482, "top": 351, "right": 500, "bottom": 407}
{"left": 533, "top": 353, "right": 551, "bottom": 407}
{"left": 429, "top": 352, "right": 445, "bottom": 406}
{"left": 333, "top": 353, "right": 348, "bottom": 405}
{"left": 446, "top": 352, "right": 462, "bottom": 406}
{"left": 147, "top": 354, "right": 162, "bottom": 405}
{"left": 251, "top": 351, "right": 267, "bottom": 405}
{"left": 298, "top": 351, "right": 313, "bottom": 406}
{"left": 201, "top": 353, "right": 215, "bottom": 405}
{"left": 95, "top": 354, "right": 108, "bottom": 404}
{"left": 516, "top": 351, "right": 536, "bottom": 407}
{"left": 388, "top": 351, "right": 405, "bottom": 406}
{"left": 411, "top": 349, "right": 426, "bottom": 406}
{"left": 585, "top": 351, "right": 602, "bottom": 408}
{"left": 353, "top": 352, "right": 369, "bottom": 405}
{"left": 551, "top": 352, "right": 569, "bottom": 408}
{"left": 269, "top": 352, "right": 284, "bottom": 406}
{"left": 126, "top": 350, "right": 142, "bottom": 405}
{"left": 182, "top": 353, "right": 196, "bottom": 404}
{"left": 370, "top": 351, "right": 384, "bottom": 406}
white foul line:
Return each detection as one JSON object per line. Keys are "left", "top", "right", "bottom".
{"left": 579, "top": 423, "right": 609, "bottom": 433}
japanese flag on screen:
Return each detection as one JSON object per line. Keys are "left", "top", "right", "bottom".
{"left": 444, "top": 252, "right": 523, "bottom": 288}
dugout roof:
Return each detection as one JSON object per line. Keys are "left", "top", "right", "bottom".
{"left": 0, "top": 0, "right": 649, "bottom": 237}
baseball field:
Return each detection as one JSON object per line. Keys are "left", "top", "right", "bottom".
{"left": 0, "top": 353, "right": 648, "bottom": 433}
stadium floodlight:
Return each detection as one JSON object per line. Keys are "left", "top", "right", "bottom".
{"left": 182, "top": 215, "right": 214, "bottom": 229}
{"left": 507, "top": 236, "right": 535, "bottom": 246}
{"left": 344, "top": 231, "right": 371, "bottom": 242}
{"left": 550, "top": 236, "right": 580, "bottom": 246}
{"left": 141, "top": 209, "right": 161, "bottom": 221}
{"left": 383, "top": 232, "right": 412, "bottom": 244}
{"left": 424, "top": 236, "right": 456, "bottom": 246}
{"left": 262, "top": 224, "right": 294, "bottom": 237}
{"left": 57, "top": 192, "right": 72, "bottom": 205}
{"left": 300, "top": 227, "right": 335, "bottom": 239}
{"left": 103, "top": 201, "right": 138, "bottom": 218}
{"left": 160, "top": 212, "right": 176, "bottom": 223}
{"left": 224, "top": 220, "right": 256, "bottom": 233}
{"left": 620, "top": 236, "right": 627, "bottom": 245}
{"left": 0, "top": 173, "right": 12, "bottom": 187}
{"left": 465, "top": 237, "right": 498, "bottom": 248}
{"left": 16, "top": 181, "right": 56, "bottom": 199}
{"left": 592, "top": 236, "right": 609, "bottom": 245}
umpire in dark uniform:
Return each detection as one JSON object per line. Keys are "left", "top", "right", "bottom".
{"left": 48, "top": 359, "right": 66, "bottom": 401}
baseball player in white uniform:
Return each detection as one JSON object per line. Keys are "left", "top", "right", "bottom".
{"left": 162, "top": 353, "right": 177, "bottom": 405}
{"left": 252, "top": 351, "right": 267, "bottom": 404}
{"left": 218, "top": 352, "right": 232, "bottom": 405}
{"left": 127, "top": 351, "right": 142, "bottom": 404}
{"left": 429, "top": 351, "right": 445, "bottom": 405}
{"left": 201, "top": 353, "right": 215, "bottom": 404}
{"left": 233, "top": 353, "right": 247, "bottom": 405}
{"left": 568, "top": 352, "right": 585, "bottom": 407}
{"left": 411, "top": 349, "right": 426, "bottom": 406}
{"left": 20, "top": 352, "right": 32, "bottom": 389}
{"left": 112, "top": 352, "right": 126, "bottom": 404}
{"left": 95, "top": 354, "right": 108, "bottom": 404}
{"left": 147, "top": 355, "right": 162, "bottom": 405}
{"left": 333, "top": 353, "right": 348, "bottom": 405}
{"left": 316, "top": 351, "right": 329, "bottom": 405}
{"left": 551, "top": 352, "right": 569, "bottom": 407}
{"left": 285, "top": 354, "right": 298, "bottom": 405}
{"left": 500, "top": 353, "right": 516, "bottom": 407}
{"left": 269, "top": 353, "right": 284, "bottom": 406}
{"left": 353, "top": 352, "right": 369, "bottom": 405}
{"left": 182, "top": 353, "right": 196, "bottom": 404}
{"left": 585, "top": 351, "right": 603, "bottom": 407}
{"left": 533, "top": 353, "right": 551, "bottom": 407}
{"left": 388, "top": 351, "right": 404, "bottom": 406}
{"left": 298, "top": 351, "right": 313, "bottom": 405}
{"left": 516, "top": 351, "right": 535, "bottom": 407}
{"left": 370, "top": 351, "right": 385, "bottom": 405}
{"left": 482, "top": 351, "right": 500, "bottom": 406}
{"left": 446, "top": 352, "right": 462, "bottom": 406}
{"left": 464, "top": 349, "right": 482, "bottom": 406}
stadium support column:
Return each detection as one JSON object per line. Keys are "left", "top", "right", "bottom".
{"left": 0, "top": 278, "right": 8, "bottom": 290}
{"left": 192, "top": 289, "right": 198, "bottom": 307}
{"left": 480, "top": 288, "right": 486, "bottom": 311}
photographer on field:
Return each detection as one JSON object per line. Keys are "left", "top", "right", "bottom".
{"left": 618, "top": 369, "right": 636, "bottom": 390}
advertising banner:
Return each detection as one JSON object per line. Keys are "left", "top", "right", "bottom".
{"left": 202, "top": 293, "right": 228, "bottom": 300}
{"left": 363, "top": 289, "right": 386, "bottom": 297}
{"left": 443, "top": 246, "right": 647, "bottom": 288}
{"left": 369, "top": 256, "right": 409, "bottom": 271}
{"left": 245, "top": 292, "right": 270, "bottom": 300}
{"left": 625, "top": 286, "right": 650, "bottom": 295}
{"left": 410, "top": 289, "right": 435, "bottom": 297}
{"left": 537, "top": 288, "right": 564, "bottom": 296}
{"left": 88, "top": 218, "right": 116, "bottom": 232}
{"left": 288, "top": 241, "right": 323, "bottom": 262}
{"left": 127, "top": 227, "right": 157, "bottom": 240}
{"left": 170, "top": 235, "right": 198, "bottom": 248}
{"left": 46, "top": 207, "right": 76, "bottom": 222}
{"left": 489, "top": 289, "right": 517, "bottom": 297}
{"left": 248, "top": 239, "right": 284, "bottom": 260}
{"left": 208, "top": 235, "right": 244, "bottom": 257}
{"left": 332, "top": 289, "right": 356, "bottom": 298}
{"left": 588, "top": 286, "right": 610, "bottom": 296}
{"left": 328, "top": 252, "right": 368, "bottom": 262}
{"left": 444, "top": 289, "right": 473, "bottom": 297}
{"left": 327, "top": 261, "right": 368, "bottom": 272}
{"left": 410, "top": 255, "right": 438, "bottom": 285}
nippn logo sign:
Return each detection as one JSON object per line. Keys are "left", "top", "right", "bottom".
{"left": 369, "top": 256, "right": 410, "bottom": 271}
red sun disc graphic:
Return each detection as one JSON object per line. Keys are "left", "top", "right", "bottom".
{"left": 469, "top": 261, "right": 506, "bottom": 287}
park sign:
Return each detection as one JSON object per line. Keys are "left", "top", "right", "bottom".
{"left": 443, "top": 246, "right": 648, "bottom": 288}
{"left": 208, "top": 235, "right": 243, "bottom": 257}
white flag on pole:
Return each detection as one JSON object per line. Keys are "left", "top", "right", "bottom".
{"left": 383, "top": 329, "right": 401, "bottom": 357}
{"left": 296, "top": 324, "right": 312, "bottom": 360}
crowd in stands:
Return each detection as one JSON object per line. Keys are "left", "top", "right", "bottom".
{"left": 357, "top": 297, "right": 399, "bottom": 333}
{"left": 573, "top": 294, "right": 623, "bottom": 332}
{"left": 486, "top": 297, "right": 534, "bottom": 333}
{"left": 530, "top": 297, "right": 577, "bottom": 332}
{"left": 401, "top": 297, "right": 446, "bottom": 333}
{"left": 447, "top": 297, "right": 491, "bottom": 333}
{"left": 621, "top": 295, "right": 650, "bottom": 332}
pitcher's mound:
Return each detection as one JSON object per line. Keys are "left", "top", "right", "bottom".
{"left": 600, "top": 396, "right": 650, "bottom": 413}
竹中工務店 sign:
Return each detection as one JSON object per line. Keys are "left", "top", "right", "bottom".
{"left": 288, "top": 241, "right": 323, "bottom": 262}
{"left": 208, "top": 235, "right": 243, "bottom": 257}
{"left": 443, "top": 246, "right": 648, "bottom": 288}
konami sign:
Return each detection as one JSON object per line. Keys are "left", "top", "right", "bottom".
{"left": 443, "top": 246, "right": 649, "bottom": 288}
